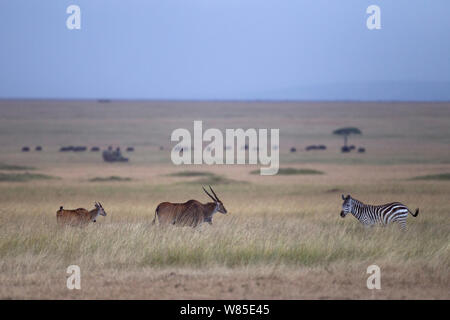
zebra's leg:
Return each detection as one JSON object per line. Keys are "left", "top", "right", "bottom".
{"left": 392, "top": 215, "right": 407, "bottom": 231}
{"left": 397, "top": 220, "right": 407, "bottom": 231}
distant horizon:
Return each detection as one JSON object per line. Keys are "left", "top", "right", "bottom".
{"left": 1, "top": 98, "right": 449, "bottom": 103}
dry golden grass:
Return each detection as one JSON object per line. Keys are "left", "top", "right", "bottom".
{"left": 0, "top": 101, "right": 449, "bottom": 299}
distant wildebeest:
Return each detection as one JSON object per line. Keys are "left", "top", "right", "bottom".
{"left": 305, "top": 145, "right": 326, "bottom": 151}
{"left": 60, "top": 146, "right": 74, "bottom": 152}
{"left": 159, "top": 146, "right": 164, "bottom": 151}
{"left": 341, "top": 146, "right": 351, "bottom": 153}
{"left": 153, "top": 186, "right": 227, "bottom": 227}
{"left": 305, "top": 145, "right": 318, "bottom": 151}
{"left": 340, "top": 194, "right": 419, "bottom": 230}
{"left": 91, "top": 146, "right": 100, "bottom": 152}
{"left": 22, "top": 146, "right": 30, "bottom": 152}
{"left": 126, "top": 147, "right": 134, "bottom": 152}
{"left": 35, "top": 146, "right": 42, "bottom": 151}
{"left": 358, "top": 147, "right": 366, "bottom": 153}
{"left": 290, "top": 147, "right": 297, "bottom": 153}
{"left": 73, "top": 146, "right": 87, "bottom": 152}
{"left": 56, "top": 202, "right": 107, "bottom": 226}
{"left": 349, "top": 145, "right": 356, "bottom": 150}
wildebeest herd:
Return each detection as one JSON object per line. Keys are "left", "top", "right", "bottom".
{"left": 21, "top": 145, "right": 137, "bottom": 163}
{"left": 57, "top": 186, "right": 419, "bottom": 230}
{"left": 21, "top": 145, "right": 135, "bottom": 153}
{"left": 288, "top": 144, "right": 366, "bottom": 153}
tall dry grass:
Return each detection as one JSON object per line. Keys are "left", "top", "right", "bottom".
{"left": 0, "top": 101, "right": 449, "bottom": 298}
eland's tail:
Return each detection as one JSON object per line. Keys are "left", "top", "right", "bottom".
{"left": 152, "top": 207, "right": 158, "bottom": 225}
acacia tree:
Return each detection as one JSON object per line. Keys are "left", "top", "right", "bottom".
{"left": 333, "top": 127, "right": 362, "bottom": 147}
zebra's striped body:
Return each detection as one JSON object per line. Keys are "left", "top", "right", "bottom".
{"left": 340, "top": 195, "right": 419, "bottom": 230}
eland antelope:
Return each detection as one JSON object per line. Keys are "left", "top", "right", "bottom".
{"left": 56, "top": 202, "right": 107, "bottom": 226}
{"left": 153, "top": 186, "right": 227, "bottom": 227}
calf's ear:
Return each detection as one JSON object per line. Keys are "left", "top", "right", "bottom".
{"left": 341, "top": 194, "right": 345, "bottom": 200}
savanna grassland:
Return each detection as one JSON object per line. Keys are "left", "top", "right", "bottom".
{"left": 0, "top": 100, "right": 449, "bottom": 299}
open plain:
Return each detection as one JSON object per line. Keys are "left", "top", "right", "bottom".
{"left": 0, "top": 100, "right": 448, "bottom": 299}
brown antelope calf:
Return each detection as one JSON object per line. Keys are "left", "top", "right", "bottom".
{"left": 56, "top": 202, "right": 107, "bottom": 226}
{"left": 153, "top": 186, "right": 227, "bottom": 227}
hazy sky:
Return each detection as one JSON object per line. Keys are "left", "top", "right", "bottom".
{"left": 1, "top": 0, "right": 449, "bottom": 100}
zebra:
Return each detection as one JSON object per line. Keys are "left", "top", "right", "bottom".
{"left": 340, "top": 194, "right": 419, "bottom": 230}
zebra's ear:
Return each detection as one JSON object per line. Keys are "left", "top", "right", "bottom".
{"left": 341, "top": 194, "right": 345, "bottom": 200}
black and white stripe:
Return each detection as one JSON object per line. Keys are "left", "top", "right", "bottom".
{"left": 340, "top": 194, "right": 419, "bottom": 230}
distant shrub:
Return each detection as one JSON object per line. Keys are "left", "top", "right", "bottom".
{"left": 168, "top": 171, "right": 214, "bottom": 177}
{"left": 89, "top": 176, "right": 132, "bottom": 182}
{"left": 190, "top": 175, "right": 244, "bottom": 185}
{"left": 410, "top": 173, "right": 450, "bottom": 181}
{"left": 0, "top": 172, "right": 56, "bottom": 182}
{"left": 0, "top": 163, "right": 35, "bottom": 171}
{"left": 250, "top": 168, "right": 324, "bottom": 175}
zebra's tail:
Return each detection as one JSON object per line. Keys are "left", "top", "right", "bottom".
{"left": 409, "top": 208, "right": 419, "bottom": 217}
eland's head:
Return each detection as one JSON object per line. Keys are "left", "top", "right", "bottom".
{"left": 94, "top": 202, "right": 107, "bottom": 222}
{"left": 203, "top": 185, "right": 227, "bottom": 214}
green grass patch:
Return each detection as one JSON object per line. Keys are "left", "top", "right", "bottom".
{"left": 190, "top": 175, "right": 244, "bottom": 185}
{"left": 250, "top": 168, "right": 324, "bottom": 175}
{"left": 168, "top": 171, "right": 214, "bottom": 177}
{"left": 89, "top": 176, "right": 132, "bottom": 182}
{"left": 0, "top": 172, "right": 56, "bottom": 182}
{"left": 168, "top": 170, "right": 244, "bottom": 185}
{"left": 410, "top": 173, "right": 450, "bottom": 181}
{"left": 0, "top": 163, "right": 35, "bottom": 171}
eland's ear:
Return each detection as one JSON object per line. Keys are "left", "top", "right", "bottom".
{"left": 341, "top": 194, "right": 345, "bottom": 200}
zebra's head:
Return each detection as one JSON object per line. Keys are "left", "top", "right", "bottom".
{"left": 340, "top": 194, "right": 353, "bottom": 218}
